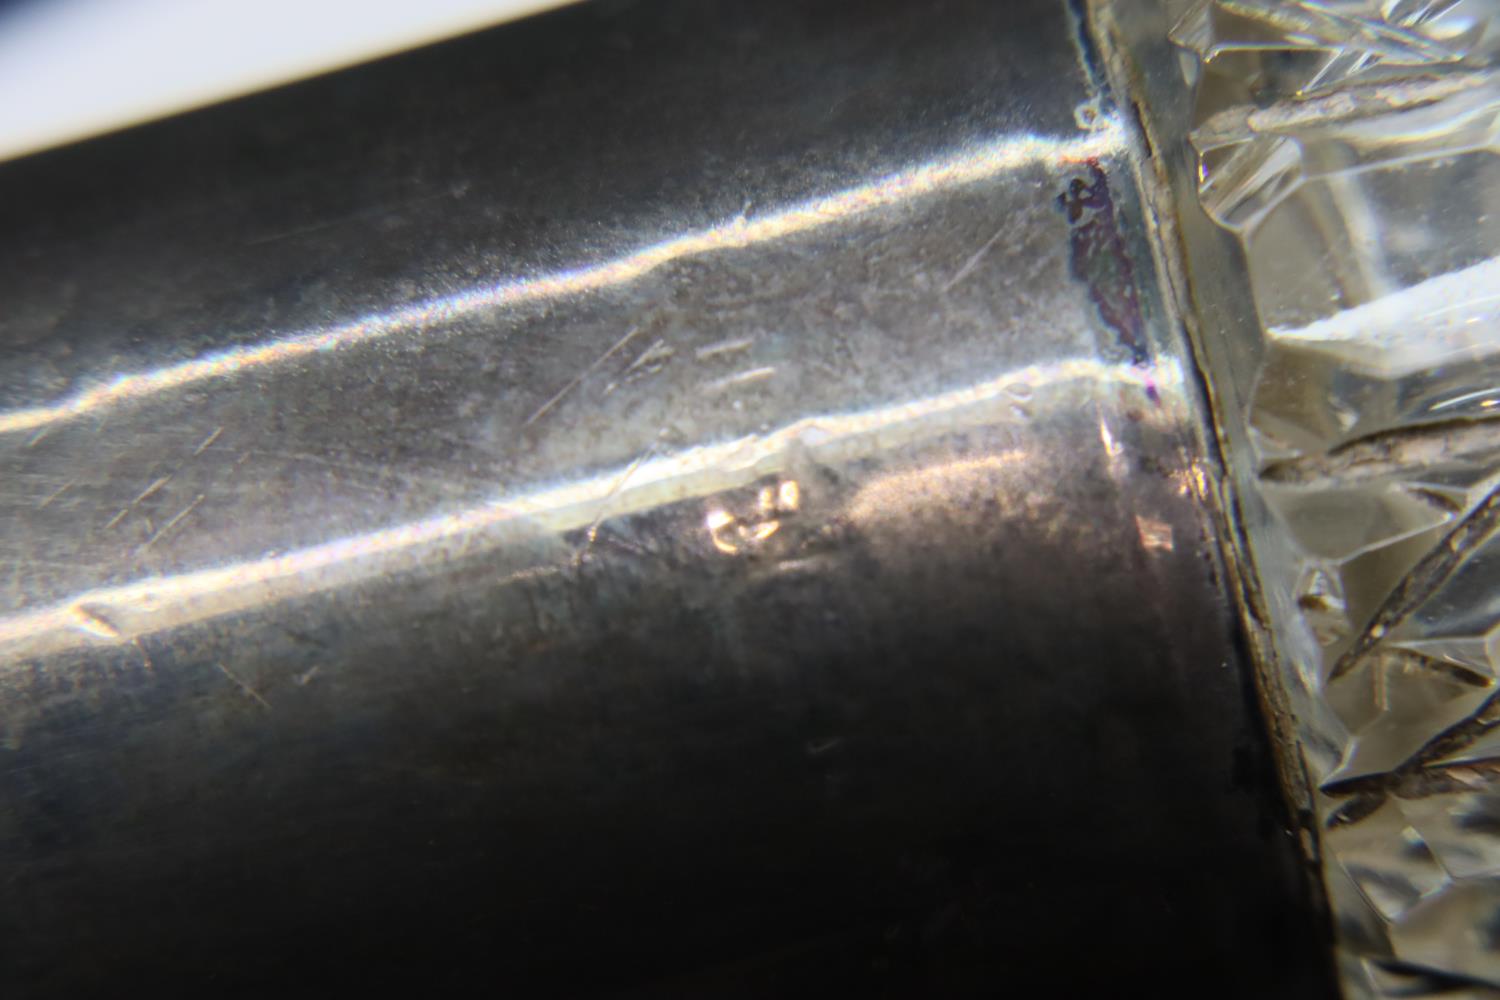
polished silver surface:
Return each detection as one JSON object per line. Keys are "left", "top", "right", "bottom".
{"left": 0, "top": 0, "right": 1330, "bottom": 993}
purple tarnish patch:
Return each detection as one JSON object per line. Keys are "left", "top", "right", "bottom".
{"left": 1058, "top": 160, "right": 1148, "bottom": 368}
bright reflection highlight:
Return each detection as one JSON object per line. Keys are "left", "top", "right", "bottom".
{"left": 0, "top": 123, "right": 1123, "bottom": 437}
{"left": 846, "top": 453, "right": 1030, "bottom": 526}
{"left": 0, "top": 355, "right": 1177, "bottom": 661}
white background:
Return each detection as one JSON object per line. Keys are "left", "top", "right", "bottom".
{"left": 0, "top": 0, "right": 577, "bottom": 161}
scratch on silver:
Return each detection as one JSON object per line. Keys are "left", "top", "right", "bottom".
{"left": 216, "top": 662, "right": 272, "bottom": 710}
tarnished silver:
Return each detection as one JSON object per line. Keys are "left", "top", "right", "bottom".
{"left": 0, "top": 0, "right": 1332, "bottom": 994}
{"left": 1097, "top": 0, "right": 1500, "bottom": 995}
